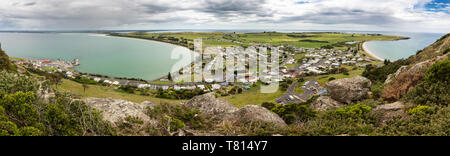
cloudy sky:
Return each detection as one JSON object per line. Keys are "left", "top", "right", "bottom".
{"left": 0, "top": 0, "right": 449, "bottom": 32}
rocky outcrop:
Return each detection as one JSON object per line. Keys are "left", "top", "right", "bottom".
{"left": 385, "top": 66, "right": 408, "bottom": 84}
{"left": 84, "top": 98, "right": 155, "bottom": 125}
{"left": 225, "top": 105, "right": 287, "bottom": 128}
{"left": 184, "top": 92, "right": 238, "bottom": 118}
{"left": 310, "top": 96, "right": 344, "bottom": 111}
{"left": 184, "top": 93, "right": 287, "bottom": 127}
{"left": 326, "top": 76, "right": 372, "bottom": 104}
{"left": 374, "top": 102, "right": 407, "bottom": 124}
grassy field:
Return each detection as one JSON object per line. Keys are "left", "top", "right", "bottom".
{"left": 55, "top": 79, "right": 183, "bottom": 104}
{"left": 219, "top": 83, "right": 286, "bottom": 108}
{"left": 113, "top": 32, "right": 406, "bottom": 49}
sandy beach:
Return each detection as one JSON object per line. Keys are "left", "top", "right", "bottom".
{"left": 362, "top": 42, "right": 385, "bottom": 61}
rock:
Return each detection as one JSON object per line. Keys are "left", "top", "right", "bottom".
{"left": 374, "top": 102, "right": 407, "bottom": 124}
{"left": 84, "top": 98, "right": 155, "bottom": 125}
{"left": 184, "top": 92, "right": 238, "bottom": 117}
{"left": 326, "top": 76, "right": 372, "bottom": 104}
{"left": 375, "top": 102, "right": 404, "bottom": 111}
{"left": 225, "top": 105, "right": 287, "bottom": 128}
{"left": 310, "top": 96, "right": 344, "bottom": 111}
{"left": 385, "top": 66, "right": 408, "bottom": 84}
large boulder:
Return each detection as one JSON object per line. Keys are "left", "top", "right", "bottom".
{"left": 326, "top": 76, "right": 372, "bottom": 104}
{"left": 225, "top": 105, "right": 287, "bottom": 128}
{"left": 310, "top": 96, "right": 344, "bottom": 111}
{"left": 84, "top": 98, "right": 155, "bottom": 125}
{"left": 184, "top": 92, "right": 238, "bottom": 117}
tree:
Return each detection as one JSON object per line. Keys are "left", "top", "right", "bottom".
{"left": 82, "top": 83, "right": 89, "bottom": 94}
{"left": 48, "top": 73, "right": 63, "bottom": 90}
{"left": 168, "top": 72, "right": 172, "bottom": 81}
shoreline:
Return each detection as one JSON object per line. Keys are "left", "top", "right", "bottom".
{"left": 87, "top": 33, "right": 198, "bottom": 81}
{"left": 362, "top": 41, "right": 385, "bottom": 61}
{"left": 103, "top": 34, "right": 201, "bottom": 81}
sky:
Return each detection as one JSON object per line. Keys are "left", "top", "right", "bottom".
{"left": 0, "top": 0, "right": 449, "bottom": 33}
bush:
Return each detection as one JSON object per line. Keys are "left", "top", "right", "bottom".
{"left": 336, "top": 104, "right": 372, "bottom": 118}
{"left": 262, "top": 102, "right": 276, "bottom": 110}
{"left": 301, "top": 108, "right": 380, "bottom": 136}
{"left": 328, "top": 77, "right": 336, "bottom": 81}
{"left": 147, "top": 103, "right": 210, "bottom": 133}
{"left": 377, "top": 106, "right": 449, "bottom": 136}
{"left": 425, "top": 59, "right": 450, "bottom": 84}
{"left": 0, "top": 71, "right": 40, "bottom": 95}
{"left": 362, "top": 59, "right": 409, "bottom": 83}
{"left": 405, "top": 81, "right": 449, "bottom": 106}
{"left": 407, "top": 105, "right": 433, "bottom": 115}
{"left": 271, "top": 98, "right": 317, "bottom": 124}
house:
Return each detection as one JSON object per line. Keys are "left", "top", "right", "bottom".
{"left": 119, "top": 81, "right": 129, "bottom": 86}
{"left": 212, "top": 84, "right": 221, "bottom": 90}
{"left": 197, "top": 85, "right": 205, "bottom": 90}
{"left": 93, "top": 78, "right": 102, "bottom": 82}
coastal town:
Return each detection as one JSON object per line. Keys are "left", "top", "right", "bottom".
{"left": 12, "top": 36, "right": 380, "bottom": 104}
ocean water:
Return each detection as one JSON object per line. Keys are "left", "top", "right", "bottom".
{"left": 0, "top": 33, "right": 193, "bottom": 80}
{"left": 363, "top": 32, "right": 445, "bottom": 61}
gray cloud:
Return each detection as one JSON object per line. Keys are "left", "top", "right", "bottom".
{"left": 278, "top": 8, "right": 404, "bottom": 26}
{"left": 198, "top": 0, "right": 273, "bottom": 18}
{"left": 0, "top": 0, "right": 448, "bottom": 32}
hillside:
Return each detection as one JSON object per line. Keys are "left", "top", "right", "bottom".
{"left": 0, "top": 44, "right": 13, "bottom": 71}
{"left": 0, "top": 33, "right": 449, "bottom": 136}
{"left": 408, "top": 33, "right": 450, "bottom": 64}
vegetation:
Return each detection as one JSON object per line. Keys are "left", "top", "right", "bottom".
{"left": 270, "top": 97, "right": 317, "bottom": 124}
{"left": 111, "top": 32, "right": 406, "bottom": 50}
{"left": 362, "top": 59, "right": 410, "bottom": 83}
{"left": 0, "top": 46, "right": 14, "bottom": 71}
{"left": 0, "top": 72, "right": 115, "bottom": 136}
{"left": 155, "top": 88, "right": 206, "bottom": 100}
{"left": 146, "top": 103, "right": 211, "bottom": 135}
{"left": 55, "top": 79, "right": 182, "bottom": 104}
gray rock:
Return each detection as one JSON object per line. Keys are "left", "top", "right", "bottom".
{"left": 326, "top": 76, "right": 372, "bottom": 104}
{"left": 385, "top": 66, "right": 408, "bottom": 84}
{"left": 310, "top": 96, "right": 344, "bottom": 111}
{"left": 184, "top": 92, "right": 238, "bottom": 117}
{"left": 375, "top": 102, "right": 405, "bottom": 111}
{"left": 225, "top": 105, "right": 287, "bottom": 128}
{"left": 84, "top": 98, "right": 155, "bottom": 125}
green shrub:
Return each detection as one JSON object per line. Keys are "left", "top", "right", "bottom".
{"left": 407, "top": 105, "right": 433, "bottom": 115}
{"left": 405, "top": 81, "right": 449, "bottom": 106}
{"left": 328, "top": 77, "right": 336, "bottom": 81}
{"left": 0, "top": 71, "right": 40, "bottom": 95}
{"left": 262, "top": 102, "right": 276, "bottom": 110}
{"left": 377, "top": 106, "right": 449, "bottom": 136}
{"left": 370, "top": 82, "right": 385, "bottom": 99}
{"left": 336, "top": 104, "right": 372, "bottom": 117}
{"left": 362, "top": 59, "right": 409, "bottom": 83}
{"left": 147, "top": 103, "right": 210, "bottom": 132}
{"left": 425, "top": 59, "right": 450, "bottom": 83}
{"left": 271, "top": 101, "right": 317, "bottom": 124}
{"left": 301, "top": 109, "right": 380, "bottom": 136}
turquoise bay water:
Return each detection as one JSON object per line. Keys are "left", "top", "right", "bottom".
{"left": 364, "top": 32, "right": 445, "bottom": 61}
{"left": 0, "top": 33, "right": 193, "bottom": 80}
